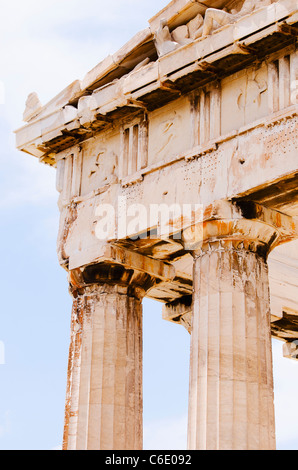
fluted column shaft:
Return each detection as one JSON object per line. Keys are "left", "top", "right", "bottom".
{"left": 63, "top": 283, "right": 143, "bottom": 450}
{"left": 188, "top": 241, "right": 276, "bottom": 450}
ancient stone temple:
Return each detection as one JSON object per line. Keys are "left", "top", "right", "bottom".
{"left": 15, "top": 0, "right": 298, "bottom": 451}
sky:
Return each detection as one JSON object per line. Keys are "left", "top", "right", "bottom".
{"left": 0, "top": 0, "right": 297, "bottom": 451}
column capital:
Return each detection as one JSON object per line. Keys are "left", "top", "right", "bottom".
{"left": 68, "top": 265, "right": 153, "bottom": 301}
{"left": 66, "top": 244, "right": 176, "bottom": 299}
{"left": 182, "top": 200, "right": 298, "bottom": 258}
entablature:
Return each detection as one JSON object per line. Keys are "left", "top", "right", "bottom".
{"left": 15, "top": 0, "right": 298, "bottom": 167}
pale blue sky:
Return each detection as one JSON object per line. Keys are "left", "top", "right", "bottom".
{"left": 0, "top": 0, "right": 297, "bottom": 450}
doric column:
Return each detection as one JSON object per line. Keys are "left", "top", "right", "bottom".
{"left": 183, "top": 201, "right": 297, "bottom": 451}
{"left": 189, "top": 241, "right": 275, "bottom": 450}
{"left": 62, "top": 265, "right": 152, "bottom": 451}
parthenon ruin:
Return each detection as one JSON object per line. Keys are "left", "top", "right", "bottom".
{"left": 15, "top": 0, "right": 298, "bottom": 450}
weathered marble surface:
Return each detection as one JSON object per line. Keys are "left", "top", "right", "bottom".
{"left": 15, "top": 0, "right": 298, "bottom": 451}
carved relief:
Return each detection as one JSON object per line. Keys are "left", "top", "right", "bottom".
{"left": 237, "top": 73, "right": 268, "bottom": 110}
{"left": 23, "top": 92, "right": 42, "bottom": 122}
{"left": 154, "top": 0, "right": 279, "bottom": 57}
{"left": 88, "top": 149, "right": 117, "bottom": 182}
{"left": 80, "top": 133, "right": 119, "bottom": 196}
{"left": 154, "top": 19, "right": 180, "bottom": 57}
{"left": 202, "top": 0, "right": 276, "bottom": 37}
{"left": 221, "top": 65, "right": 269, "bottom": 134}
{"left": 154, "top": 13, "right": 204, "bottom": 56}
{"left": 148, "top": 98, "right": 191, "bottom": 165}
